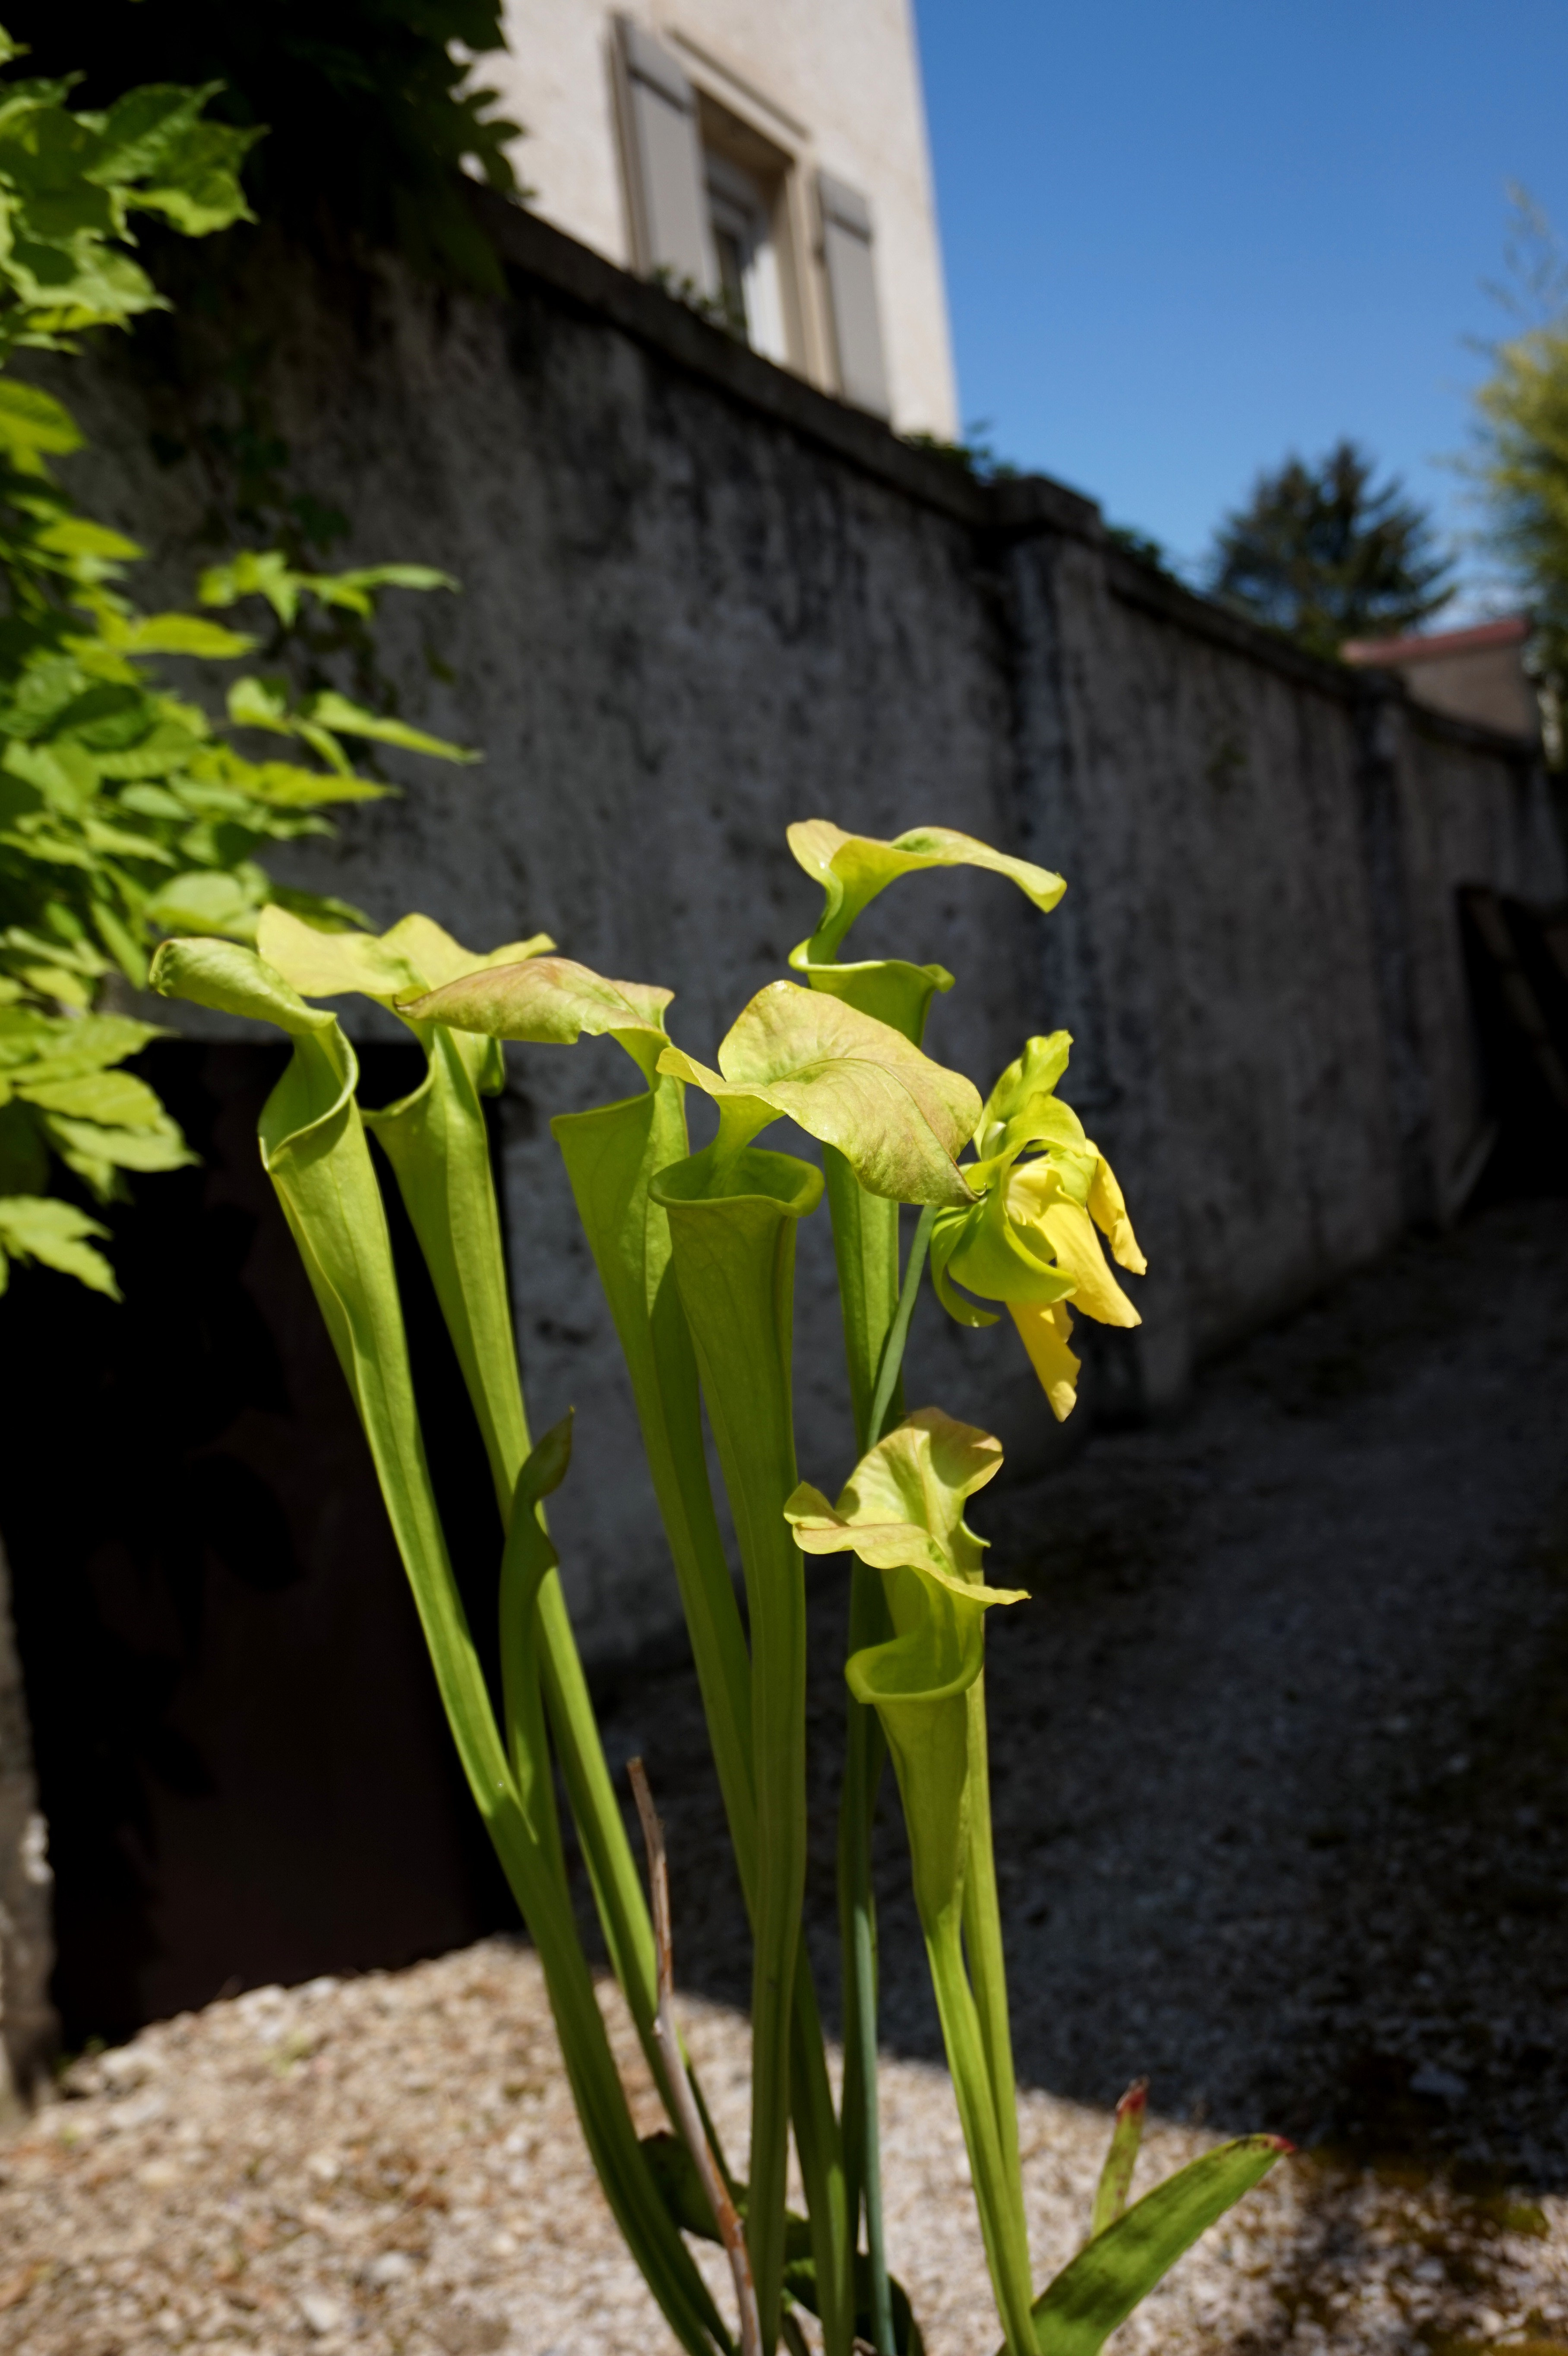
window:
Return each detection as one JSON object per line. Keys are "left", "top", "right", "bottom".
{"left": 613, "top": 18, "right": 888, "bottom": 413}
{"left": 703, "top": 150, "right": 786, "bottom": 362}
{"left": 817, "top": 172, "right": 890, "bottom": 418}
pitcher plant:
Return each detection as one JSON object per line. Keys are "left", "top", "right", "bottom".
{"left": 150, "top": 820, "right": 1286, "bottom": 2356}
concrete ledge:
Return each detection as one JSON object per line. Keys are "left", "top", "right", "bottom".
{"left": 984, "top": 472, "right": 1105, "bottom": 544}
{"left": 1107, "top": 549, "right": 1540, "bottom": 764}
{"left": 1105, "top": 547, "right": 1358, "bottom": 702}
{"left": 474, "top": 187, "right": 999, "bottom": 529}
{"left": 475, "top": 190, "right": 1541, "bottom": 768}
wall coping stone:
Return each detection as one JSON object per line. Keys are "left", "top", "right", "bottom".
{"left": 1106, "top": 547, "right": 1539, "bottom": 763}
{"left": 474, "top": 190, "right": 1539, "bottom": 770}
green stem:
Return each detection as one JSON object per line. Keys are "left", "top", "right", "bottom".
{"left": 263, "top": 1036, "right": 728, "bottom": 2356}
{"left": 866, "top": 1203, "right": 936, "bottom": 1448}
{"left": 822, "top": 1147, "right": 901, "bottom": 2356}
{"left": 367, "top": 1032, "right": 668, "bottom": 2102}
{"left": 959, "top": 1675, "right": 1022, "bottom": 2202}
{"left": 557, "top": 1086, "right": 853, "bottom": 2356}
{"left": 854, "top": 1590, "right": 1034, "bottom": 2356}
{"left": 553, "top": 1084, "right": 756, "bottom": 1862}
{"left": 654, "top": 1143, "right": 823, "bottom": 2353}
{"left": 924, "top": 1910, "right": 1038, "bottom": 2356}
{"left": 837, "top": 1664, "right": 891, "bottom": 2351}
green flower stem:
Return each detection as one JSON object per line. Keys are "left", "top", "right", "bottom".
{"left": 366, "top": 1029, "right": 667, "bottom": 2090}
{"left": 827, "top": 1176, "right": 934, "bottom": 2356}
{"left": 785, "top": 1972, "right": 852, "bottom": 2356}
{"left": 860, "top": 1632, "right": 1036, "bottom": 2356}
{"left": 822, "top": 1146, "right": 902, "bottom": 1451}
{"left": 924, "top": 1906, "right": 1038, "bottom": 2356}
{"left": 556, "top": 1083, "right": 853, "bottom": 2356}
{"left": 653, "top": 1143, "right": 824, "bottom": 2355}
{"left": 804, "top": 949, "right": 949, "bottom": 2354}
{"left": 959, "top": 1675, "right": 1023, "bottom": 2204}
{"left": 835, "top": 1653, "right": 891, "bottom": 2354}
{"left": 256, "top": 1018, "right": 730, "bottom": 2356}
{"left": 822, "top": 1147, "right": 898, "bottom": 2356}
{"left": 866, "top": 1204, "right": 936, "bottom": 1452}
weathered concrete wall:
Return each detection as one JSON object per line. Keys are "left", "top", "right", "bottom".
{"left": 46, "top": 196, "right": 1565, "bottom": 1670}
{"left": 0, "top": 1537, "right": 54, "bottom": 2099}
{"left": 1001, "top": 534, "right": 1562, "bottom": 1403}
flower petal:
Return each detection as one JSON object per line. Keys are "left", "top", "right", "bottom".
{"left": 977, "top": 1031, "right": 1073, "bottom": 1138}
{"left": 1008, "top": 1300, "right": 1081, "bottom": 1422}
{"left": 1089, "top": 1153, "right": 1148, "bottom": 1274}
{"left": 1039, "top": 1196, "right": 1141, "bottom": 1327}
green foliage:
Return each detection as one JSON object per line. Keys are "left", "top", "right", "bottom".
{"left": 1207, "top": 438, "right": 1454, "bottom": 658}
{"left": 0, "top": 34, "right": 470, "bottom": 1293}
{"left": 900, "top": 421, "right": 1020, "bottom": 482}
{"left": 1470, "top": 199, "right": 1568, "bottom": 757}
{"left": 152, "top": 829, "right": 1287, "bottom": 2356}
{"left": 0, "top": 0, "right": 523, "bottom": 291}
{"left": 1028, "top": 2133, "right": 1288, "bottom": 2356}
{"left": 1103, "top": 522, "right": 1170, "bottom": 573}
{"left": 0, "top": 39, "right": 259, "bottom": 357}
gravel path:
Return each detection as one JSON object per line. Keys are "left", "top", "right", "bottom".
{"left": 2, "top": 1196, "right": 1566, "bottom": 2355}
{"left": 601, "top": 1196, "right": 1568, "bottom": 2179}
{"left": 3, "top": 1940, "right": 1566, "bottom": 2356}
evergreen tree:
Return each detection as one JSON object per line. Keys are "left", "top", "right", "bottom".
{"left": 1207, "top": 440, "right": 1454, "bottom": 658}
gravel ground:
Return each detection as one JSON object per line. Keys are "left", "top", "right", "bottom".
{"left": 2, "top": 1195, "right": 1567, "bottom": 2355}
{"left": 3, "top": 1940, "right": 1566, "bottom": 2356}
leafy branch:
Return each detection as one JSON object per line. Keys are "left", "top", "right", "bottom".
{"left": 0, "top": 31, "right": 472, "bottom": 1295}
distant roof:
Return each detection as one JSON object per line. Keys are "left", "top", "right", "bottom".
{"left": 1342, "top": 614, "right": 1531, "bottom": 667}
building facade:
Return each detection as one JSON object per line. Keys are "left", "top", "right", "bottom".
{"left": 488, "top": 0, "right": 960, "bottom": 435}
{"left": 1344, "top": 615, "right": 1541, "bottom": 742}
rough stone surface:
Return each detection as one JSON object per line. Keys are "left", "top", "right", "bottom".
{"left": 1, "top": 1936, "right": 1565, "bottom": 2356}
{"left": 32, "top": 209, "right": 1566, "bottom": 1681}
{"left": 0, "top": 1539, "right": 52, "bottom": 2103}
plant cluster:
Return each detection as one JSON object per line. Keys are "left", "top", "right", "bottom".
{"left": 1470, "top": 197, "right": 1568, "bottom": 761}
{"left": 0, "top": 0, "right": 521, "bottom": 291}
{"left": 900, "top": 423, "right": 1021, "bottom": 483}
{"left": 0, "top": 31, "right": 471, "bottom": 1295}
{"left": 151, "top": 821, "right": 1287, "bottom": 2356}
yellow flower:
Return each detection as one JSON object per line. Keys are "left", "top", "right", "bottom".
{"left": 929, "top": 1032, "right": 1146, "bottom": 1422}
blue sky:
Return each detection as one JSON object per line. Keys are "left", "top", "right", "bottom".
{"left": 912, "top": 0, "right": 1568, "bottom": 600}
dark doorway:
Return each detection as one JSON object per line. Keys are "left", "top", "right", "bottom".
{"left": 1461, "top": 886, "right": 1568, "bottom": 1201}
{"left": 0, "top": 1040, "right": 514, "bottom": 2047}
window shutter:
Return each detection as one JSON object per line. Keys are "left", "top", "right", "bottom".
{"left": 618, "top": 20, "right": 715, "bottom": 293}
{"left": 818, "top": 172, "right": 890, "bottom": 418}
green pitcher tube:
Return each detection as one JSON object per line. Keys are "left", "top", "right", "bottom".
{"left": 798, "top": 951, "right": 945, "bottom": 2356}
{"left": 653, "top": 1142, "right": 823, "bottom": 2355}
{"left": 557, "top": 1082, "right": 853, "bottom": 2356}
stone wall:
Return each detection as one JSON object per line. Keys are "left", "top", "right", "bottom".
{"left": 45, "top": 194, "right": 1567, "bottom": 1668}
{"left": 0, "top": 1539, "right": 54, "bottom": 2100}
